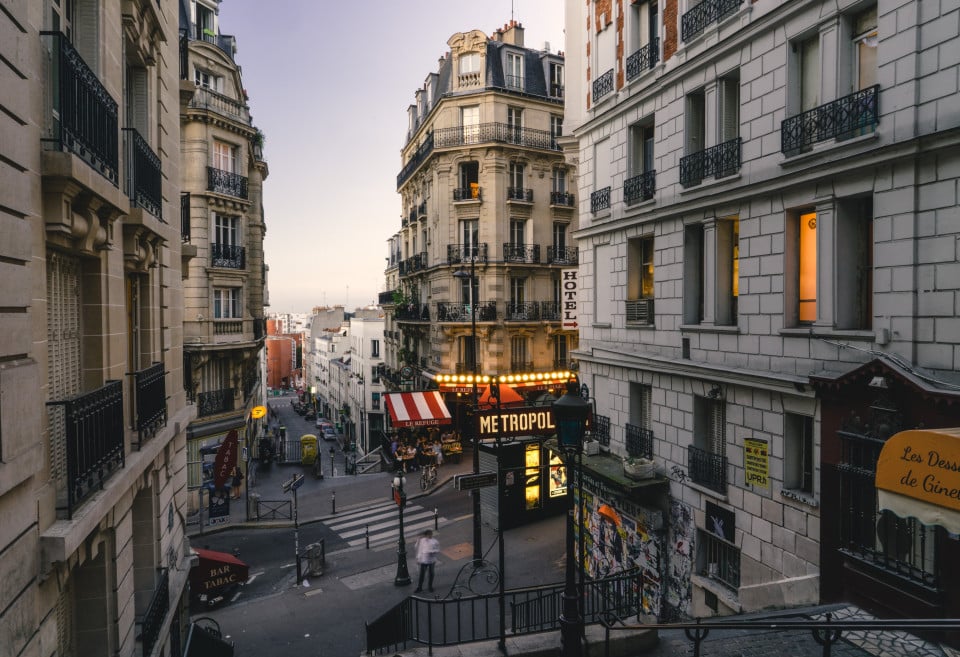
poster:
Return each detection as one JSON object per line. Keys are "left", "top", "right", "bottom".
{"left": 744, "top": 438, "right": 769, "bottom": 487}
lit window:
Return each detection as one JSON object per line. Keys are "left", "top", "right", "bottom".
{"left": 799, "top": 212, "right": 817, "bottom": 323}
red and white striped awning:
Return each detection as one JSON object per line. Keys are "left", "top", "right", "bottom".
{"left": 384, "top": 391, "right": 452, "bottom": 428}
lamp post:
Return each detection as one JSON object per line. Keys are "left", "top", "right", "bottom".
{"left": 552, "top": 381, "right": 591, "bottom": 657}
{"left": 392, "top": 472, "right": 411, "bottom": 586}
{"left": 453, "top": 251, "right": 482, "bottom": 564}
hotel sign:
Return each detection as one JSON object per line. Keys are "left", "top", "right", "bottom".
{"left": 477, "top": 406, "right": 557, "bottom": 438}
{"left": 561, "top": 268, "right": 578, "bottom": 330}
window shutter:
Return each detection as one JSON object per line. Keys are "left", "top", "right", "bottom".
{"left": 800, "top": 37, "right": 820, "bottom": 111}
{"left": 719, "top": 78, "right": 739, "bottom": 143}
{"left": 686, "top": 94, "right": 705, "bottom": 154}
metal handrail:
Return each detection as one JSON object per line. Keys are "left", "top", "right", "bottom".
{"left": 131, "top": 362, "right": 167, "bottom": 448}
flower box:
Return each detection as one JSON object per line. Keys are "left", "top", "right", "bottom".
{"left": 623, "top": 458, "right": 654, "bottom": 480}
{"left": 582, "top": 440, "right": 600, "bottom": 456}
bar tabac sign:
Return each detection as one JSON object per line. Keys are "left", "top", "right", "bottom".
{"left": 477, "top": 406, "right": 557, "bottom": 439}
{"left": 876, "top": 429, "right": 960, "bottom": 512}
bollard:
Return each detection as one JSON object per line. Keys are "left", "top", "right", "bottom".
{"left": 434, "top": 507, "right": 439, "bottom": 530}
{"left": 331, "top": 490, "right": 336, "bottom": 514}
{"left": 365, "top": 524, "right": 370, "bottom": 549}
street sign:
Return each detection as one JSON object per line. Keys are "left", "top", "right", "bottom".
{"left": 282, "top": 474, "right": 305, "bottom": 492}
{"left": 455, "top": 472, "right": 498, "bottom": 491}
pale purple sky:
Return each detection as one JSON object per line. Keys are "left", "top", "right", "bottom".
{"left": 219, "top": 1, "right": 565, "bottom": 313}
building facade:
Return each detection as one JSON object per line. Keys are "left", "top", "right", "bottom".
{"left": 346, "top": 313, "right": 387, "bottom": 452}
{"left": 179, "top": 0, "right": 268, "bottom": 503}
{"left": 565, "top": 0, "right": 960, "bottom": 624}
{"left": 1, "top": 0, "right": 193, "bottom": 655}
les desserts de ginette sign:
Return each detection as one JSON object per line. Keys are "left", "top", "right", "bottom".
{"left": 876, "top": 429, "right": 960, "bottom": 511}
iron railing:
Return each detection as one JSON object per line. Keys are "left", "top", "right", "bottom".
{"left": 679, "top": 137, "right": 741, "bottom": 187}
{"left": 434, "top": 122, "right": 562, "bottom": 152}
{"left": 207, "top": 166, "right": 248, "bottom": 199}
{"left": 188, "top": 87, "right": 251, "bottom": 125}
{"left": 505, "top": 302, "right": 540, "bottom": 321}
{"left": 781, "top": 85, "right": 880, "bottom": 156}
{"left": 625, "top": 424, "right": 653, "bottom": 459}
{"left": 124, "top": 128, "right": 163, "bottom": 219}
{"left": 503, "top": 244, "right": 540, "bottom": 264}
{"left": 253, "top": 318, "right": 266, "bottom": 341}
{"left": 624, "top": 170, "right": 656, "bottom": 204}
{"left": 540, "top": 301, "right": 562, "bottom": 321}
{"left": 197, "top": 388, "right": 235, "bottom": 417}
{"left": 41, "top": 32, "right": 119, "bottom": 185}
{"left": 505, "top": 74, "right": 524, "bottom": 90}
{"left": 397, "top": 131, "right": 435, "bottom": 188}
{"left": 180, "top": 193, "right": 191, "bottom": 242}
{"left": 139, "top": 568, "right": 169, "bottom": 657}
{"left": 418, "top": 200, "right": 427, "bottom": 217}
{"left": 591, "top": 186, "right": 611, "bottom": 213}
{"left": 395, "top": 303, "right": 431, "bottom": 322}
{"left": 437, "top": 302, "right": 497, "bottom": 322}
{"left": 547, "top": 246, "right": 578, "bottom": 265}
{"left": 592, "top": 414, "right": 611, "bottom": 447}
{"left": 48, "top": 380, "right": 125, "bottom": 520}
{"left": 593, "top": 68, "right": 615, "bottom": 102}
{"left": 379, "top": 290, "right": 395, "bottom": 305}
{"left": 688, "top": 444, "right": 727, "bottom": 493}
{"left": 210, "top": 243, "right": 246, "bottom": 269}
{"left": 132, "top": 362, "right": 167, "bottom": 448}
{"left": 447, "top": 243, "right": 488, "bottom": 265}
{"left": 681, "top": 0, "right": 743, "bottom": 42}
{"left": 507, "top": 187, "right": 533, "bottom": 202}
{"left": 399, "top": 253, "right": 427, "bottom": 277}
{"left": 453, "top": 186, "right": 482, "bottom": 201}
{"left": 625, "top": 38, "right": 660, "bottom": 81}
{"left": 626, "top": 298, "right": 655, "bottom": 324}
{"left": 550, "top": 191, "right": 575, "bottom": 207}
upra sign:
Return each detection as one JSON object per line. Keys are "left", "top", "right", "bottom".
{"left": 477, "top": 407, "right": 556, "bottom": 438}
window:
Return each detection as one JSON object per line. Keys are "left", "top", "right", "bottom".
{"left": 627, "top": 236, "right": 655, "bottom": 324}
{"left": 853, "top": 8, "right": 878, "bottom": 91}
{"left": 510, "top": 219, "right": 526, "bottom": 246}
{"left": 460, "top": 105, "right": 480, "bottom": 144}
{"left": 508, "top": 161, "right": 525, "bottom": 192}
{"left": 689, "top": 396, "right": 726, "bottom": 492}
{"left": 371, "top": 339, "right": 380, "bottom": 358}
{"left": 552, "top": 168, "right": 567, "bottom": 195}
{"left": 212, "top": 140, "right": 236, "bottom": 173}
{"left": 549, "top": 62, "right": 564, "bottom": 97}
{"left": 196, "top": 1, "right": 215, "bottom": 39}
{"left": 698, "top": 530, "right": 741, "bottom": 589}
{"left": 372, "top": 392, "right": 381, "bottom": 410}
{"left": 511, "top": 335, "right": 529, "bottom": 370}
{"left": 798, "top": 211, "right": 817, "bottom": 323}
{"left": 213, "top": 287, "right": 240, "bottom": 319}
{"left": 554, "top": 334, "right": 568, "bottom": 368}
{"left": 683, "top": 224, "right": 705, "bottom": 325}
{"left": 214, "top": 214, "right": 239, "bottom": 246}
{"left": 630, "top": 383, "right": 652, "bottom": 431}
{"left": 458, "top": 161, "right": 479, "bottom": 198}
{"left": 553, "top": 222, "right": 567, "bottom": 251}
{"left": 627, "top": 0, "right": 659, "bottom": 79}
{"left": 510, "top": 277, "right": 526, "bottom": 305}
{"left": 629, "top": 122, "right": 655, "bottom": 176}
{"left": 506, "top": 52, "right": 524, "bottom": 89}
{"left": 460, "top": 219, "right": 478, "bottom": 257}
{"left": 550, "top": 115, "right": 563, "bottom": 149}
{"left": 718, "top": 73, "right": 740, "bottom": 144}
{"left": 685, "top": 90, "right": 706, "bottom": 155}
{"left": 836, "top": 198, "right": 873, "bottom": 330}
{"left": 195, "top": 69, "right": 221, "bottom": 91}
{"left": 459, "top": 335, "right": 478, "bottom": 370}
{"left": 459, "top": 52, "right": 480, "bottom": 74}
{"left": 716, "top": 218, "right": 739, "bottom": 326}
{"left": 784, "top": 414, "right": 814, "bottom": 494}
{"left": 799, "top": 35, "right": 820, "bottom": 113}
{"left": 459, "top": 272, "right": 478, "bottom": 306}
{"left": 507, "top": 106, "right": 523, "bottom": 143}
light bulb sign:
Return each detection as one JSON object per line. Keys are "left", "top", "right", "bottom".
{"left": 477, "top": 406, "right": 557, "bottom": 439}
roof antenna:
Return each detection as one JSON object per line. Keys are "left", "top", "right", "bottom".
{"left": 511, "top": 0, "right": 515, "bottom": 22}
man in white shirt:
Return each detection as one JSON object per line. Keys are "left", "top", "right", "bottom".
{"left": 414, "top": 529, "right": 440, "bottom": 593}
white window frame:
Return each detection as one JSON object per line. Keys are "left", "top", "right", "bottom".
{"left": 212, "top": 140, "right": 237, "bottom": 173}
{"left": 213, "top": 287, "right": 241, "bottom": 319}
{"left": 506, "top": 51, "right": 524, "bottom": 89}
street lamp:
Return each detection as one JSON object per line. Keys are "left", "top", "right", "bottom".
{"left": 392, "top": 472, "right": 412, "bottom": 586}
{"left": 552, "top": 380, "right": 591, "bottom": 657}
{"left": 453, "top": 252, "right": 482, "bottom": 564}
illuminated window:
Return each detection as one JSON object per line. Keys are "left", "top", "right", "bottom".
{"left": 525, "top": 443, "right": 541, "bottom": 510}
{"left": 717, "top": 217, "right": 739, "bottom": 326}
{"left": 627, "top": 236, "right": 655, "bottom": 326}
{"left": 799, "top": 212, "right": 818, "bottom": 323}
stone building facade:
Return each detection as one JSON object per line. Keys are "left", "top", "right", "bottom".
{"left": 0, "top": 0, "right": 193, "bottom": 655}
{"left": 564, "top": 0, "right": 960, "bottom": 622}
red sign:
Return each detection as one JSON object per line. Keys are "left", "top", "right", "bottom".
{"left": 213, "top": 430, "right": 239, "bottom": 489}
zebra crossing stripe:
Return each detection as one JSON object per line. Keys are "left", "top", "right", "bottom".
{"left": 346, "top": 518, "right": 444, "bottom": 548}
{"left": 337, "top": 509, "right": 436, "bottom": 539}
{"left": 324, "top": 502, "right": 446, "bottom": 547}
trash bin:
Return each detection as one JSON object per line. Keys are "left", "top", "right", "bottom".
{"left": 300, "top": 434, "right": 318, "bottom": 466}
{"left": 248, "top": 492, "right": 260, "bottom": 520}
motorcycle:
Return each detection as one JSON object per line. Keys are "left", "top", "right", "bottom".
{"left": 258, "top": 436, "right": 275, "bottom": 466}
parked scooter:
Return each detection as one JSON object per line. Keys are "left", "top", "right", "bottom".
{"left": 258, "top": 436, "right": 275, "bottom": 466}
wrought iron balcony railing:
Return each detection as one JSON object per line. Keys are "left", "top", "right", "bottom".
{"left": 417, "top": 200, "right": 427, "bottom": 217}
{"left": 593, "top": 68, "right": 615, "bottom": 103}
{"left": 503, "top": 243, "right": 540, "bottom": 264}
{"left": 682, "top": 0, "right": 743, "bottom": 42}
{"left": 447, "top": 243, "right": 488, "bottom": 265}
{"left": 395, "top": 303, "right": 431, "bottom": 322}
{"left": 123, "top": 128, "right": 163, "bottom": 219}
{"left": 591, "top": 414, "right": 611, "bottom": 447}
{"left": 505, "top": 301, "right": 541, "bottom": 321}
{"left": 398, "top": 252, "right": 427, "bottom": 277}
{"left": 210, "top": 243, "right": 246, "bottom": 269}
{"left": 547, "top": 246, "right": 578, "bottom": 265}
{"left": 626, "top": 298, "right": 655, "bottom": 324}
{"left": 180, "top": 193, "right": 191, "bottom": 242}
{"left": 379, "top": 290, "right": 396, "bottom": 305}
{"left": 41, "top": 32, "right": 119, "bottom": 185}
{"left": 624, "top": 170, "right": 656, "bottom": 204}
{"left": 679, "top": 137, "right": 742, "bottom": 187}
{"left": 138, "top": 568, "right": 169, "bottom": 657}
{"left": 626, "top": 424, "right": 654, "bottom": 459}
{"left": 505, "top": 74, "right": 525, "bottom": 90}
{"left": 591, "top": 186, "right": 612, "bottom": 213}
{"left": 437, "top": 301, "right": 497, "bottom": 322}
{"left": 397, "top": 131, "right": 435, "bottom": 188}
{"left": 550, "top": 191, "right": 575, "bottom": 207}
{"left": 688, "top": 444, "right": 728, "bottom": 493}
{"left": 188, "top": 87, "right": 251, "bottom": 125}
{"left": 540, "top": 301, "right": 562, "bottom": 321}
{"left": 253, "top": 317, "right": 266, "bottom": 341}
{"left": 626, "top": 38, "right": 660, "bottom": 81}
{"left": 453, "top": 186, "right": 482, "bottom": 201}
{"left": 197, "top": 388, "right": 235, "bottom": 417}
{"left": 507, "top": 187, "right": 533, "bottom": 202}
{"left": 207, "top": 166, "right": 248, "bottom": 199}
{"left": 550, "top": 84, "right": 565, "bottom": 99}
{"left": 781, "top": 85, "right": 880, "bottom": 156}
{"left": 132, "top": 362, "right": 167, "bottom": 448}
{"left": 47, "top": 380, "right": 125, "bottom": 520}
{"left": 434, "top": 122, "right": 562, "bottom": 152}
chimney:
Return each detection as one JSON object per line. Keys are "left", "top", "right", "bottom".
{"left": 501, "top": 20, "right": 524, "bottom": 47}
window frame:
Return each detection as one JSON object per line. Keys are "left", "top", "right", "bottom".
{"left": 213, "top": 287, "right": 241, "bottom": 319}
{"left": 506, "top": 51, "right": 524, "bottom": 89}
{"left": 784, "top": 413, "right": 815, "bottom": 495}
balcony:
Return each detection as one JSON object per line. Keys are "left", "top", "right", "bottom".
{"left": 417, "top": 200, "right": 427, "bottom": 218}
{"left": 210, "top": 243, "right": 246, "bottom": 269}
{"left": 505, "top": 74, "right": 525, "bottom": 90}
{"left": 197, "top": 388, "right": 235, "bottom": 417}
{"left": 507, "top": 187, "right": 534, "bottom": 203}
{"left": 682, "top": 0, "right": 743, "bottom": 42}
{"left": 679, "top": 137, "right": 741, "bottom": 188}
{"left": 626, "top": 298, "right": 655, "bottom": 325}
{"left": 540, "top": 301, "right": 562, "bottom": 321}
{"left": 253, "top": 317, "right": 266, "bottom": 341}
{"left": 510, "top": 360, "right": 534, "bottom": 372}
{"left": 687, "top": 444, "right": 728, "bottom": 493}
{"left": 397, "top": 131, "right": 435, "bottom": 189}
{"left": 781, "top": 85, "right": 880, "bottom": 156}
{"left": 503, "top": 243, "right": 540, "bottom": 264}
{"left": 625, "top": 424, "right": 653, "bottom": 459}
{"left": 437, "top": 301, "right": 497, "bottom": 322}
{"left": 591, "top": 414, "right": 611, "bottom": 447}
{"left": 550, "top": 191, "right": 575, "bottom": 207}
{"left": 505, "top": 301, "right": 540, "bottom": 321}
{"left": 550, "top": 84, "right": 565, "bottom": 99}
{"left": 47, "top": 380, "right": 125, "bottom": 520}
{"left": 379, "top": 290, "right": 396, "bottom": 305}
{"left": 447, "top": 243, "right": 488, "bottom": 265}
{"left": 395, "top": 303, "right": 431, "bottom": 322}
{"left": 592, "top": 68, "right": 614, "bottom": 103}
{"left": 188, "top": 86, "right": 251, "bottom": 125}
{"left": 123, "top": 129, "right": 163, "bottom": 219}
{"left": 179, "top": 29, "right": 189, "bottom": 80}
{"left": 453, "top": 186, "right": 482, "bottom": 202}
{"left": 624, "top": 170, "right": 656, "bottom": 204}
{"left": 213, "top": 321, "right": 242, "bottom": 335}
{"left": 399, "top": 252, "right": 427, "bottom": 277}
{"left": 434, "top": 122, "right": 562, "bottom": 151}
{"left": 625, "top": 38, "right": 660, "bottom": 81}
{"left": 41, "top": 32, "right": 119, "bottom": 185}
{"left": 180, "top": 193, "right": 191, "bottom": 242}
{"left": 547, "top": 246, "right": 578, "bottom": 266}
{"left": 591, "top": 187, "right": 611, "bottom": 213}
{"left": 132, "top": 362, "right": 167, "bottom": 449}
{"left": 138, "top": 568, "right": 169, "bottom": 657}
{"left": 207, "top": 166, "right": 248, "bottom": 199}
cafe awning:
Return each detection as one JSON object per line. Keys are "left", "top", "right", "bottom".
{"left": 876, "top": 428, "right": 960, "bottom": 534}
{"left": 189, "top": 548, "right": 249, "bottom": 594}
{"left": 384, "top": 391, "right": 452, "bottom": 428}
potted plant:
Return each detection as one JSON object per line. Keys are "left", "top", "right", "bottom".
{"left": 623, "top": 456, "right": 654, "bottom": 480}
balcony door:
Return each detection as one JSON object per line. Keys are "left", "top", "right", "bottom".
{"left": 461, "top": 105, "right": 479, "bottom": 144}
{"left": 215, "top": 213, "right": 239, "bottom": 247}
{"left": 460, "top": 219, "right": 478, "bottom": 259}
{"left": 213, "top": 140, "right": 236, "bottom": 173}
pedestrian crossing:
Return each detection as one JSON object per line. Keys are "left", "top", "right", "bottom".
{"left": 324, "top": 501, "right": 447, "bottom": 548}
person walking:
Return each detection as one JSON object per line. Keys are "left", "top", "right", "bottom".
{"left": 230, "top": 466, "right": 243, "bottom": 499}
{"left": 414, "top": 529, "right": 440, "bottom": 593}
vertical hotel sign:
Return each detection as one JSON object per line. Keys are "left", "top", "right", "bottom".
{"left": 562, "top": 268, "right": 578, "bottom": 330}
{"left": 744, "top": 438, "right": 769, "bottom": 487}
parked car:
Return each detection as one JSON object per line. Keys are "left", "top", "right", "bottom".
{"left": 315, "top": 416, "right": 330, "bottom": 429}
{"left": 322, "top": 426, "right": 337, "bottom": 441}
{"left": 304, "top": 409, "right": 316, "bottom": 421}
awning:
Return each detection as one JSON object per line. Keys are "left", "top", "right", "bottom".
{"left": 384, "top": 391, "right": 452, "bottom": 428}
{"left": 190, "top": 548, "right": 249, "bottom": 595}
{"left": 876, "top": 428, "right": 960, "bottom": 534}
{"left": 184, "top": 622, "right": 234, "bottom": 657}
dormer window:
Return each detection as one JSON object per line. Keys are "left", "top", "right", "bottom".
{"left": 506, "top": 52, "right": 524, "bottom": 90}
{"left": 458, "top": 52, "right": 481, "bottom": 87}
{"left": 549, "top": 62, "right": 564, "bottom": 98}
{"left": 195, "top": 0, "right": 217, "bottom": 42}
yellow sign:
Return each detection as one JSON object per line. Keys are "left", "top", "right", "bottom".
{"left": 876, "top": 429, "right": 960, "bottom": 512}
{"left": 744, "top": 438, "right": 769, "bottom": 487}
{"left": 250, "top": 405, "right": 267, "bottom": 419}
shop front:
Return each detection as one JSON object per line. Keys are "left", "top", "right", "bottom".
{"left": 479, "top": 438, "right": 569, "bottom": 529}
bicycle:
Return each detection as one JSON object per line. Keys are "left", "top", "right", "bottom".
{"left": 420, "top": 463, "right": 438, "bottom": 490}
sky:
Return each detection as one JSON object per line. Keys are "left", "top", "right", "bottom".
{"left": 218, "top": 1, "right": 566, "bottom": 314}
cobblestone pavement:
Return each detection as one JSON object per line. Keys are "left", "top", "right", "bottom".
{"left": 820, "top": 606, "right": 954, "bottom": 657}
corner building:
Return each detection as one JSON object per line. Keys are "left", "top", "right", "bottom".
{"left": 1, "top": 0, "right": 192, "bottom": 655}
{"left": 565, "top": 0, "right": 960, "bottom": 624}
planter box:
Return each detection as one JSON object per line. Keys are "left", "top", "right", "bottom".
{"left": 623, "top": 458, "right": 654, "bottom": 480}
{"left": 582, "top": 440, "right": 600, "bottom": 456}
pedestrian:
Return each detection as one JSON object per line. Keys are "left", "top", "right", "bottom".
{"left": 414, "top": 529, "right": 440, "bottom": 593}
{"left": 231, "top": 466, "right": 243, "bottom": 499}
